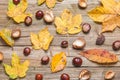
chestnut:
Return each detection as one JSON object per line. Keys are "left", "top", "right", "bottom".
{"left": 78, "top": 0, "right": 87, "bottom": 9}
{"left": 79, "top": 69, "right": 91, "bottom": 80}
{"left": 35, "top": 74, "right": 43, "bottom": 80}
{"left": 96, "top": 34, "right": 105, "bottom": 45}
{"left": 35, "top": 10, "right": 44, "bottom": 20}
{"left": 112, "top": 40, "right": 120, "bottom": 51}
{"left": 11, "top": 29, "right": 21, "bottom": 39}
{"left": 23, "top": 47, "right": 31, "bottom": 56}
{"left": 72, "top": 57, "right": 82, "bottom": 67}
{"left": 24, "top": 16, "right": 32, "bottom": 26}
{"left": 61, "top": 41, "right": 68, "bottom": 48}
{"left": 43, "top": 10, "right": 54, "bottom": 23}
{"left": 13, "top": 0, "right": 20, "bottom": 5}
{"left": 60, "top": 73, "right": 70, "bottom": 80}
{"left": 72, "top": 37, "right": 86, "bottom": 50}
{"left": 82, "top": 23, "right": 91, "bottom": 33}
{"left": 104, "top": 70, "right": 115, "bottom": 80}
{"left": 41, "top": 56, "right": 50, "bottom": 65}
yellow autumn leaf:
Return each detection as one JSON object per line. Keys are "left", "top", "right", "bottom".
{"left": 46, "top": 0, "right": 56, "bottom": 8}
{"left": 0, "top": 28, "right": 14, "bottom": 46}
{"left": 30, "top": 27, "right": 54, "bottom": 50}
{"left": 38, "top": 0, "right": 46, "bottom": 5}
{"left": 30, "top": 32, "right": 41, "bottom": 49}
{"left": 7, "top": 0, "right": 32, "bottom": 23}
{"left": 61, "top": 9, "right": 73, "bottom": 24}
{"left": 37, "top": 0, "right": 61, "bottom": 8}
{"left": 4, "top": 53, "right": 30, "bottom": 79}
{"left": 88, "top": 0, "right": 120, "bottom": 32}
{"left": 54, "top": 9, "right": 82, "bottom": 34}
{"left": 51, "top": 52, "right": 67, "bottom": 73}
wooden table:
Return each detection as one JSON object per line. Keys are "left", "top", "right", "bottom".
{"left": 0, "top": 0, "right": 120, "bottom": 80}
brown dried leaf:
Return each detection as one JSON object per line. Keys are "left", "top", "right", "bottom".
{"left": 80, "top": 49, "right": 118, "bottom": 64}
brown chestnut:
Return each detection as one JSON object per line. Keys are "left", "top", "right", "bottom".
{"left": 78, "top": 0, "right": 87, "bottom": 9}
{"left": 13, "top": 0, "right": 20, "bottom": 5}
{"left": 24, "top": 16, "right": 32, "bottom": 26}
{"left": 112, "top": 40, "right": 120, "bottom": 51}
{"left": 11, "top": 29, "right": 21, "bottom": 39}
{"left": 35, "top": 74, "right": 43, "bottom": 80}
{"left": 72, "top": 57, "right": 82, "bottom": 67}
{"left": 23, "top": 47, "right": 31, "bottom": 56}
{"left": 96, "top": 34, "right": 105, "bottom": 45}
{"left": 35, "top": 10, "right": 44, "bottom": 20}
{"left": 41, "top": 56, "right": 50, "bottom": 65}
{"left": 61, "top": 41, "right": 68, "bottom": 48}
{"left": 72, "top": 37, "right": 86, "bottom": 50}
{"left": 82, "top": 23, "right": 91, "bottom": 33}
{"left": 43, "top": 10, "right": 54, "bottom": 23}
{"left": 79, "top": 69, "right": 91, "bottom": 80}
{"left": 104, "top": 70, "right": 115, "bottom": 80}
{"left": 60, "top": 73, "right": 70, "bottom": 80}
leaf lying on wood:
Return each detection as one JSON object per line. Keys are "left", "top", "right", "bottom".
{"left": 54, "top": 9, "right": 82, "bottom": 34}
{"left": 30, "top": 27, "right": 54, "bottom": 50}
{"left": 51, "top": 52, "right": 67, "bottom": 73}
{"left": 38, "top": 0, "right": 57, "bottom": 8}
{"left": 80, "top": 49, "right": 118, "bottom": 64}
{"left": 4, "top": 53, "right": 30, "bottom": 79}
{"left": 88, "top": 0, "right": 120, "bottom": 32}
{"left": 7, "top": 0, "right": 32, "bottom": 23}
{"left": 0, "top": 28, "right": 14, "bottom": 46}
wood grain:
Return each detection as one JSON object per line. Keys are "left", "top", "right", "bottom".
{"left": 0, "top": 0, "right": 120, "bottom": 80}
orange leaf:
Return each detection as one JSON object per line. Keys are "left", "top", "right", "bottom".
{"left": 51, "top": 52, "right": 67, "bottom": 73}
{"left": 80, "top": 49, "right": 118, "bottom": 64}
{"left": 46, "top": 0, "right": 56, "bottom": 8}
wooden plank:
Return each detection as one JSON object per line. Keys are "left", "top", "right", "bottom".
{"left": 0, "top": 67, "right": 120, "bottom": 80}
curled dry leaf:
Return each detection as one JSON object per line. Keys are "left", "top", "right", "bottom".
{"left": 7, "top": 0, "right": 32, "bottom": 23}
{"left": 4, "top": 53, "right": 30, "bottom": 79}
{"left": 80, "top": 49, "right": 118, "bottom": 64}
{"left": 105, "top": 70, "right": 115, "bottom": 80}
{"left": 54, "top": 9, "right": 82, "bottom": 34}
{"left": 30, "top": 27, "right": 53, "bottom": 50}
{"left": 79, "top": 69, "right": 91, "bottom": 80}
{"left": 0, "top": 28, "right": 14, "bottom": 46}
{"left": 72, "top": 37, "right": 86, "bottom": 49}
{"left": 51, "top": 52, "right": 67, "bottom": 73}
{"left": 88, "top": 0, "right": 120, "bottom": 32}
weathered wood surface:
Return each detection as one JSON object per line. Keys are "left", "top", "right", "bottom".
{"left": 0, "top": 0, "right": 120, "bottom": 80}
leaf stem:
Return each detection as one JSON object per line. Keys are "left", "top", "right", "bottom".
{"left": 50, "top": 46, "right": 53, "bottom": 57}
{"left": 4, "top": 18, "right": 12, "bottom": 28}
